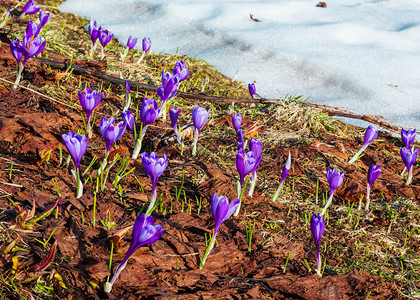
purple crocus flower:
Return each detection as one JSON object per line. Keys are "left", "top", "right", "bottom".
{"left": 126, "top": 35, "right": 137, "bottom": 50}
{"left": 140, "top": 98, "right": 159, "bottom": 126}
{"left": 136, "top": 37, "right": 152, "bottom": 64}
{"left": 248, "top": 83, "right": 256, "bottom": 99}
{"left": 362, "top": 125, "right": 378, "bottom": 147}
{"left": 99, "top": 116, "right": 127, "bottom": 155}
{"left": 62, "top": 131, "right": 88, "bottom": 198}
{"left": 211, "top": 193, "right": 239, "bottom": 233}
{"left": 88, "top": 21, "right": 101, "bottom": 57}
{"left": 21, "top": 33, "right": 46, "bottom": 66}
{"left": 401, "top": 128, "right": 416, "bottom": 149}
{"left": 199, "top": 193, "right": 240, "bottom": 269}
{"left": 62, "top": 132, "right": 88, "bottom": 170}
{"left": 169, "top": 107, "right": 181, "bottom": 144}
{"left": 88, "top": 21, "right": 100, "bottom": 44}
{"left": 236, "top": 148, "right": 257, "bottom": 187}
{"left": 349, "top": 125, "right": 379, "bottom": 164}
{"left": 131, "top": 98, "right": 160, "bottom": 159}
{"left": 365, "top": 164, "right": 381, "bottom": 210}
{"left": 192, "top": 105, "right": 210, "bottom": 132}
{"left": 327, "top": 166, "right": 345, "bottom": 194}
{"left": 10, "top": 40, "right": 23, "bottom": 65}
{"left": 400, "top": 147, "right": 419, "bottom": 185}
{"left": 367, "top": 164, "right": 381, "bottom": 188}
{"left": 104, "top": 214, "right": 163, "bottom": 293}
{"left": 320, "top": 167, "right": 344, "bottom": 215}
{"left": 141, "top": 152, "right": 168, "bottom": 215}
{"left": 272, "top": 152, "right": 292, "bottom": 202}
{"left": 12, "top": 31, "right": 45, "bottom": 88}
{"left": 79, "top": 87, "right": 103, "bottom": 138}
{"left": 192, "top": 105, "right": 210, "bottom": 155}
{"left": 157, "top": 70, "right": 180, "bottom": 103}
{"left": 310, "top": 214, "right": 325, "bottom": 276}
{"left": 20, "top": 0, "right": 41, "bottom": 18}
{"left": 99, "top": 29, "right": 113, "bottom": 48}
{"left": 121, "top": 110, "right": 136, "bottom": 140}
{"left": 236, "top": 129, "right": 244, "bottom": 149}
{"left": 34, "top": 11, "right": 50, "bottom": 36}
{"left": 248, "top": 138, "right": 262, "bottom": 197}
{"left": 232, "top": 113, "right": 242, "bottom": 133}
{"left": 142, "top": 37, "right": 151, "bottom": 52}
{"left": 173, "top": 60, "right": 189, "bottom": 82}
{"left": 99, "top": 29, "right": 113, "bottom": 59}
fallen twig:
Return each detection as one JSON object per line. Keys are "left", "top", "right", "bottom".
{"left": 33, "top": 57, "right": 401, "bottom": 133}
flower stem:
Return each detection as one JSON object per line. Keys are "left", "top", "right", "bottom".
{"left": 365, "top": 184, "right": 371, "bottom": 210}
{"left": 132, "top": 124, "right": 147, "bottom": 159}
{"left": 136, "top": 51, "right": 146, "bottom": 64}
{"left": 406, "top": 166, "right": 413, "bottom": 185}
{"left": 104, "top": 258, "right": 128, "bottom": 293}
{"left": 87, "top": 116, "right": 92, "bottom": 139}
{"left": 145, "top": 188, "right": 157, "bottom": 216}
{"left": 348, "top": 145, "right": 367, "bottom": 164}
{"left": 13, "top": 63, "right": 24, "bottom": 89}
{"left": 272, "top": 179, "right": 285, "bottom": 202}
{"left": 248, "top": 170, "right": 257, "bottom": 197}
{"left": 192, "top": 128, "right": 199, "bottom": 156}
{"left": 101, "top": 46, "right": 105, "bottom": 60}
{"left": 76, "top": 168, "right": 83, "bottom": 198}
{"left": 315, "top": 244, "right": 322, "bottom": 276}
{"left": 199, "top": 230, "right": 217, "bottom": 269}
{"left": 234, "top": 179, "right": 248, "bottom": 217}
{"left": 320, "top": 192, "right": 334, "bottom": 216}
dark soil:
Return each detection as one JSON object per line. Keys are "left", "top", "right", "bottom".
{"left": 0, "top": 17, "right": 415, "bottom": 300}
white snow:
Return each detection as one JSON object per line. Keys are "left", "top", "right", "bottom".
{"left": 59, "top": 0, "right": 420, "bottom": 130}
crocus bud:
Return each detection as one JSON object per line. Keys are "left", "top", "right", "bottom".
{"left": 99, "top": 29, "right": 114, "bottom": 47}
{"left": 121, "top": 110, "right": 136, "bottom": 139}
{"left": 248, "top": 83, "right": 256, "bottom": 98}
{"left": 211, "top": 193, "right": 240, "bottom": 233}
{"left": 78, "top": 87, "right": 103, "bottom": 121}
{"left": 142, "top": 37, "right": 151, "bottom": 52}
{"left": 236, "top": 148, "right": 257, "bottom": 186}
{"left": 141, "top": 152, "right": 168, "bottom": 191}
{"left": 401, "top": 128, "right": 416, "bottom": 149}
{"left": 320, "top": 167, "right": 344, "bottom": 216}
{"left": 21, "top": 0, "right": 41, "bottom": 17}
{"left": 126, "top": 35, "right": 137, "bottom": 50}
{"left": 310, "top": 214, "right": 325, "bottom": 246}
{"left": 36, "top": 11, "right": 50, "bottom": 36}
{"left": 173, "top": 60, "right": 189, "bottom": 82}
{"left": 249, "top": 138, "right": 262, "bottom": 170}
{"left": 281, "top": 152, "right": 291, "bottom": 183}
{"left": 88, "top": 21, "right": 100, "bottom": 44}
{"left": 169, "top": 107, "right": 179, "bottom": 129}
{"left": 140, "top": 98, "right": 159, "bottom": 126}
{"left": 362, "top": 125, "right": 378, "bottom": 147}
{"left": 10, "top": 40, "right": 23, "bottom": 64}
{"left": 400, "top": 147, "right": 418, "bottom": 185}
{"left": 367, "top": 164, "right": 381, "bottom": 188}
{"left": 310, "top": 214, "right": 325, "bottom": 276}
{"left": 157, "top": 71, "right": 180, "bottom": 103}
{"left": 62, "top": 132, "right": 88, "bottom": 170}
{"left": 326, "top": 166, "right": 345, "bottom": 194}
{"left": 104, "top": 214, "right": 163, "bottom": 293}
{"left": 192, "top": 105, "right": 210, "bottom": 132}
{"left": 232, "top": 113, "right": 242, "bottom": 133}
{"left": 100, "top": 116, "right": 127, "bottom": 155}
{"left": 236, "top": 129, "right": 244, "bottom": 149}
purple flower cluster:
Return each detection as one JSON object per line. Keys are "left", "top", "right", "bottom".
{"left": 10, "top": 9, "right": 49, "bottom": 87}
